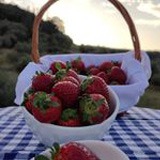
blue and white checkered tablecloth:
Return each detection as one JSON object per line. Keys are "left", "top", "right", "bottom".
{"left": 0, "top": 106, "right": 160, "bottom": 160}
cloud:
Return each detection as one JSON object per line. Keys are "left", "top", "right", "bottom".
{"left": 137, "top": 1, "right": 160, "bottom": 18}
{"left": 136, "top": 19, "right": 160, "bottom": 27}
{"left": 89, "top": 0, "right": 116, "bottom": 14}
{"left": 3, "top": 0, "right": 39, "bottom": 12}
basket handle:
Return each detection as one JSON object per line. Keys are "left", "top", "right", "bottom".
{"left": 31, "top": 0, "right": 141, "bottom": 63}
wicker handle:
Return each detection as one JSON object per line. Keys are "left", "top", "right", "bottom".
{"left": 31, "top": 0, "right": 141, "bottom": 63}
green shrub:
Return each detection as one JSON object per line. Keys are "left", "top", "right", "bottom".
{"left": 138, "top": 85, "right": 160, "bottom": 109}
{"left": 151, "top": 61, "right": 159, "bottom": 75}
{"left": 6, "top": 50, "right": 19, "bottom": 63}
{"left": 15, "top": 55, "right": 30, "bottom": 73}
{"left": 2, "top": 34, "right": 16, "bottom": 48}
{"left": 0, "top": 70, "right": 17, "bottom": 107}
{"left": 150, "top": 74, "right": 160, "bottom": 86}
{"left": 0, "top": 19, "right": 28, "bottom": 42}
{"left": 15, "top": 42, "right": 31, "bottom": 53}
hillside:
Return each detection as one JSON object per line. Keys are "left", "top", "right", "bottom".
{"left": 0, "top": 3, "right": 160, "bottom": 108}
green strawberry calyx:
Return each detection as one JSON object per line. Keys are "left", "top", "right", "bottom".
{"left": 33, "top": 92, "right": 60, "bottom": 112}
{"left": 35, "top": 142, "right": 60, "bottom": 160}
{"left": 54, "top": 61, "right": 72, "bottom": 80}
{"left": 81, "top": 77, "right": 94, "bottom": 91}
{"left": 55, "top": 69, "right": 67, "bottom": 80}
{"left": 66, "top": 61, "right": 72, "bottom": 71}
{"left": 79, "top": 94, "right": 105, "bottom": 123}
{"left": 55, "top": 62, "right": 63, "bottom": 71}
{"left": 61, "top": 108, "right": 79, "bottom": 121}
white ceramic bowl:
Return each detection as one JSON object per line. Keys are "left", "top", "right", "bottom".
{"left": 23, "top": 86, "right": 119, "bottom": 147}
{"left": 32, "top": 140, "right": 129, "bottom": 160}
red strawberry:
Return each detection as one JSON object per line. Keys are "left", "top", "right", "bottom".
{"left": 31, "top": 92, "right": 62, "bottom": 123}
{"left": 50, "top": 61, "right": 66, "bottom": 74}
{"left": 56, "top": 68, "right": 80, "bottom": 84}
{"left": 97, "top": 71, "right": 110, "bottom": 84}
{"left": 54, "top": 142, "right": 100, "bottom": 160}
{"left": 55, "top": 68, "right": 80, "bottom": 87}
{"left": 23, "top": 88, "right": 35, "bottom": 112}
{"left": 81, "top": 75, "right": 109, "bottom": 102}
{"left": 99, "top": 61, "right": 113, "bottom": 73}
{"left": 58, "top": 108, "right": 81, "bottom": 127}
{"left": 86, "top": 64, "right": 96, "bottom": 71}
{"left": 79, "top": 94, "right": 109, "bottom": 125}
{"left": 60, "top": 76, "right": 80, "bottom": 87}
{"left": 52, "top": 81, "right": 80, "bottom": 108}
{"left": 24, "top": 93, "right": 34, "bottom": 113}
{"left": 110, "top": 66, "right": 127, "bottom": 84}
{"left": 71, "top": 57, "right": 86, "bottom": 74}
{"left": 88, "top": 67, "right": 100, "bottom": 75}
{"left": 66, "top": 69, "right": 80, "bottom": 83}
{"left": 32, "top": 72, "right": 54, "bottom": 93}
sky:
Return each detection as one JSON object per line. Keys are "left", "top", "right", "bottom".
{"left": 2, "top": 0, "right": 160, "bottom": 51}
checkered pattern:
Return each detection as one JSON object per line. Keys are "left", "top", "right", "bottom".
{"left": 0, "top": 107, "right": 160, "bottom": 160}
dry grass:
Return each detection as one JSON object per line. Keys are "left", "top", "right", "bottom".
{"left": 137, "top": 85, "right": 160, "bottom": 109}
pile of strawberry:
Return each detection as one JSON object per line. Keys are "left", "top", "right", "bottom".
{"left": 35, "top": 142, "right": 100, "bottom": 160}
{"left": 70, "top": 56, "right": 127, "bottom": 85}
{"left": 23, "top": 60, "right": 110, "bottom": 126}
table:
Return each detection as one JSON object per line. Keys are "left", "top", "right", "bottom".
{"left": 0, "top": 106, "right": 160, "bottom": 160}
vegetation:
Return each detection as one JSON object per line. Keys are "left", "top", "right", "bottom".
{"left": 0, "top": 3, "right": 160, "bottom": 109}
{"left": 137, "top": 85, "right": 160, "bottom": 109}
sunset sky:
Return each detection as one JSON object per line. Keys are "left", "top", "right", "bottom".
{"left": 3, "top": 0, "right": 160, "bottom": 51}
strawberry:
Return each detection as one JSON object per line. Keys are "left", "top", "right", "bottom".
{"left": 59, "top": 76, "right": 80, "bottom": 87}
{"left": 99, "top": 61, "right": 113, "bottom": 73}
{"left": 81, "top": 75, "right": 109, "bottom": 102}
{"left": 52, "top": 81, "right": 80, "bottom": 108}
{"left": 97, "top": 71, "right": 110, "bottom": 84}
{"left": 66, "top": 69, "right": 80, "bottom": 83}
{"left": 56, "top": 68, "right": 80, "bottom": 84}
{"left": 55, "top": 142, "right": 100, "bottom": 160}
{"left": 35, "top": 142, "right": 100, "bottom": 160}
{"left": 31, "top": 92, "right": 62, "bottom": 123}
{"left": 79, "top": 94, "right": 109, "bottom": 125}
{"left": 110, "top": 66, "right": 127, "bottom": 84}
{"left": 24, "top": 93, "right": 34, "bottom": 113}
{"left": 58, "top": 108, "right": 81, "bottom": 127}
{"left": 55, "top": 68, "right": 80, "bottom": 87}
{"left": 50, "top": 61, "right": 66, "bottom": 74}
{"left": 86, "top": 64, "right": 96, "bottom": 71}
{"left": 71, "top": 57, "right": 86, "bottom": 74}
{"left": 32, "top": 72, "right": 54, "bottom": 93}
{"left": 23, "top": 88, "right": 35, "bottom": 113}
{"left": 88, "top": 67, "right": 100, "bottom": 75}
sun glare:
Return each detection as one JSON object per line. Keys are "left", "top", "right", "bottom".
{"left": 48, "top": 0, "right": 133, "bottom": 49}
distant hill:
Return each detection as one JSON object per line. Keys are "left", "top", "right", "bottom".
{"left": 0, "top": 2, "right": 73, "bottom": 54}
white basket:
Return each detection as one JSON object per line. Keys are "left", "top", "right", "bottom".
{"left": 15, "top": 51, "right": 151, "bottom": 113}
